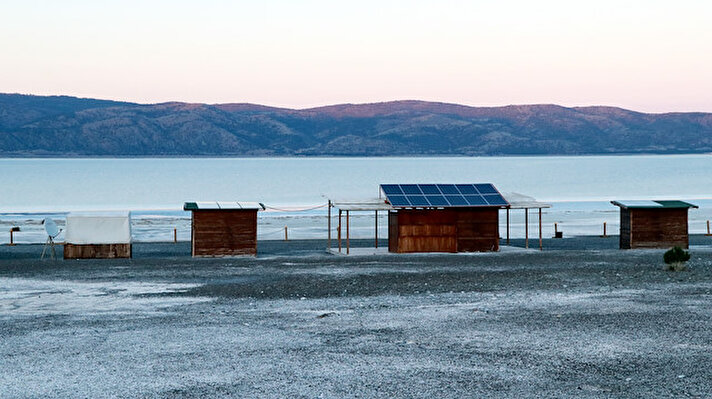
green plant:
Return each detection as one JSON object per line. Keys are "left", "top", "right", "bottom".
{"left": 663, "top": 246, "right": 690, "bottom": 271}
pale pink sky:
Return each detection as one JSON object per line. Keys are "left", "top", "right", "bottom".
{"left": 1, "top": 0, "right": 711, "bottom": 112}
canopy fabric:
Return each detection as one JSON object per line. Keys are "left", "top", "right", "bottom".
{"left": 331, "top": 198, "right": 393, "bottom": 211}
{"left": 65, "top": 212, "right": 131, "bottom": 244}
{"left": 502, "top": 192, "right": 552, "bottom": 209}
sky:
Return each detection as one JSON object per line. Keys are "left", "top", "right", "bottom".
{"left": 1, "top": 0, "right": 711, "bottom": 112}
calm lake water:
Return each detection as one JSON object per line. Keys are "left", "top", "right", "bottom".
{"left": 1, "top": 155, "right": 711, "bottom": 243}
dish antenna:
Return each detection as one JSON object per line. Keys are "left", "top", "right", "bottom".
{"left": 41, "top": 218, "right": 62, "bottom": 260}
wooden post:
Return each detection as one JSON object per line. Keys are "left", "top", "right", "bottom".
{"left": 525, "top": 208, "right": 529, "bottom": 249}
{"left": 284, "top": 226, "right": 288, "bottom": 241}
{"left": 538, "top": 208, "right": 543, "bottom": 251}
{"left": 346, "top": 210, "right": 350, "bottom": 255}
{"left": 603, "top": 222, "right": 607, "bottom": 238}
{"left": 338, "top": 210, "right": 342, "bottom": 253}
{"left": 327, "top": 200, "right": 332, "bottom": 249}
{"left": 173, "top": 228, "right": 177, "bottom": 243}
{"left": 374, "top": 210, "right": 378, "bottom": 249}
{"left": 9, "top": 229, "right": 15, "bottom": 246}
{"left": 707, "top": 220, "right": 711, "bottom": 236}
{"left": 555, "top": 223, "right": 558, "bottom": 234}
{"left": 506, "top": 208, "right": 510, "bottom": 245}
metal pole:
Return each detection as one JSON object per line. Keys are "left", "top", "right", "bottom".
{"left": 539, "top": 208, "right": 542, "bottom": 251}
{"left": 506, "top": 208, "right": 510, "bottom": 245}
{"left": 375, "top": 210, "right": 378, "bottom": 249}
{"left": 346, "top": 210, "right": 350, "bottom": 255}
{"left": 525, "top": 208, "right": 529, "bottom": 249}
{"left": 338, "top": 210, "right": 342, "bottom": 253}
{"left": 327, "top": 200, "right": 332, "bottom": 250}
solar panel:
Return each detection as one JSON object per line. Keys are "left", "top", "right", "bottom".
{"left": 387, "top": 195, "right": 410, "bottom": 206}
{"left": 381, "top": 184, "right": 403, "bottom": 195}
{"left": 483, "top": 194, "right": 508, "bottom": 206}
{"left": 475, "top": 184, "right": 498, "bottom": 194}
{"left": 401, "top": 184, "right": 422, "bottom": 195}
{"left": 437, "top": 184, "right": 460, "bottom": 195}
{"left": 381, "top": 184, "right": 509, "bottom": 208}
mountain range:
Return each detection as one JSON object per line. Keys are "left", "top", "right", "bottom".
{"left": 1, "top": 93, "right": 711, "bottom": 156}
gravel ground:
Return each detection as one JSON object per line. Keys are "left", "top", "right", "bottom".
{"left": 1, "top": 237, "right": 712, "bottom": 398}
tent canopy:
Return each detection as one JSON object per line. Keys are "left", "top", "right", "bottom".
{"left": 65, "top": 211, "right": 132, "bottom": 244}
{"left": 502, "top": 192, "right": 552, "bottom": 209}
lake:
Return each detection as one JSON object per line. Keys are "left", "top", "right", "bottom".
{"left": 1, "top": 155, "right": 711, "bottom": 243}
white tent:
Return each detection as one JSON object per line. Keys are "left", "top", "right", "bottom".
{"left": 65, "top": 211, "right": 132, "bottom": 245}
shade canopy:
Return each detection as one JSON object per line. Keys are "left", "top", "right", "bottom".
{"left": 65, "top": 211, "right": 132, "bottom": 244}
{"left": 502, "top": 192, "right": 552, "bottom": 209}
{"left": 331, "top": 198, "right": 393, "bottom": 211}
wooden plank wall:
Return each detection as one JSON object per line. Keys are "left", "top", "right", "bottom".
{"left": 192, "top": 210, "right": 258, "bottom": 257}
{"left": 628, "top": 208, "right": 689, "bottom": 249}
{"left": 389, "top": 208, "right": 499, "bottom": 253}
{"left": 619, "top": 208, "right": 632, "bottom": 249}
{"left": 64, "top": 243, "right": 132, "bottom": 259}
{"left": 455, "top": 209, "right": 500, "bottom": 252}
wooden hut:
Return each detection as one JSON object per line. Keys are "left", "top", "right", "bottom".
{"left": 381, "top": 184, "right": 509, "bottom": 253}
{"left": 64, "top": 212, "right": 132, "bottom": 259}
{"left": 184, "top": 201, "right": 265, "bottom": 257}
{"left": 611, "top": 200, "right": 698, "bottom": 249}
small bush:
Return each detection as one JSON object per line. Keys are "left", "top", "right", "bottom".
{"left": 664, "top": 246, "right": 690, "bottom": 271}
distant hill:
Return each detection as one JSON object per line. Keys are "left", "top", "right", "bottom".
{"left": 1, "top": 93, "right": 711, "bottom": 156}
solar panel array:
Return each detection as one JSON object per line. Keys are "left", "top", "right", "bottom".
{"left": 380, "top": 184, "right": 509, "bottom": 208}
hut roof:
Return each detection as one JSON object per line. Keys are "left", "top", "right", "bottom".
{"left": 379, "top": 183, "right": 509, "bottom": 208}
{"left": 183, "top": 201, "right": 265, "bottom": 211}
{"left": 611, "top": 200, "right": 698, "bottom": 209}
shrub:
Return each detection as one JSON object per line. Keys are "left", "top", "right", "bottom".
{"left": 663, "top": 246, "right": 690, "bottom": 271}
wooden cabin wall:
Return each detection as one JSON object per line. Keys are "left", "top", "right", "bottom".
{"left": 628, "top": 208, "right": 689, "bottom": 249}
{"left": 389, "top": 208, "right": 499, "bottom": 253}
{"left": 191, "top": 210, "right": 258, "bottom": 257}
{"left": 619, "top": 208, "right": 632, "bottom": 249}
{"left": 64, "top": 243, "right": 132, "bottom": 259}
{"left": 455, "top": 209, "right": 500, "bottom": 252}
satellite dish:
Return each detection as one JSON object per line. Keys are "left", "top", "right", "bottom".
{"left": 41, "top": 218, "right": 62, "bottom": 260}
{"left": 43, "top": 218, "right": 60, "bottom": 238}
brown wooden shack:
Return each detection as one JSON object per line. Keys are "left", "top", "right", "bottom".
{"left": 184, "top": 201, "right": 265, "bottom": 257}
{"left": 381, "top": 184, "right": 509, "bottom": 253}
{"left": 611, "top": 200, "right": 698, "bottom": 249}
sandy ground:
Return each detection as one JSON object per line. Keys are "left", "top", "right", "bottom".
{"left": 1, "top": 237, "right": 712, "bottom": 398}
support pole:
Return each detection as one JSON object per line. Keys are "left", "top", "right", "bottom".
{"left": 374, "top": 210, "right": 378, "bottom": 249}
{"left": 707, "top": 220, "right": 711, "bottom": 236}
{"left": 327, "top": 200, "right": 332, "bottom": 250}
{"left": 506, "top": 208, "right": 510, "bottom": 245}
{"left": 284, "top": 226, "right": 288, "bottom": 241}
{"left": 174, "top": 228, "right": 177, "bottom": 243}
{"left": 9, "top": 229, "right": 15, "bottom": 246}
{"left": 338, "top": 210, "right": 342, "bottom": 253}
{"left": 538, "top": 208, "right": 543, "bottom": 251}
{"left": 346, "top": 210, "right": 350, "bottom": 255}
{"left": 525, "top": 208, "right": 529, "bottom": 249}
{"left": 603, "top": 222, "right": 607, "bottom": 238}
